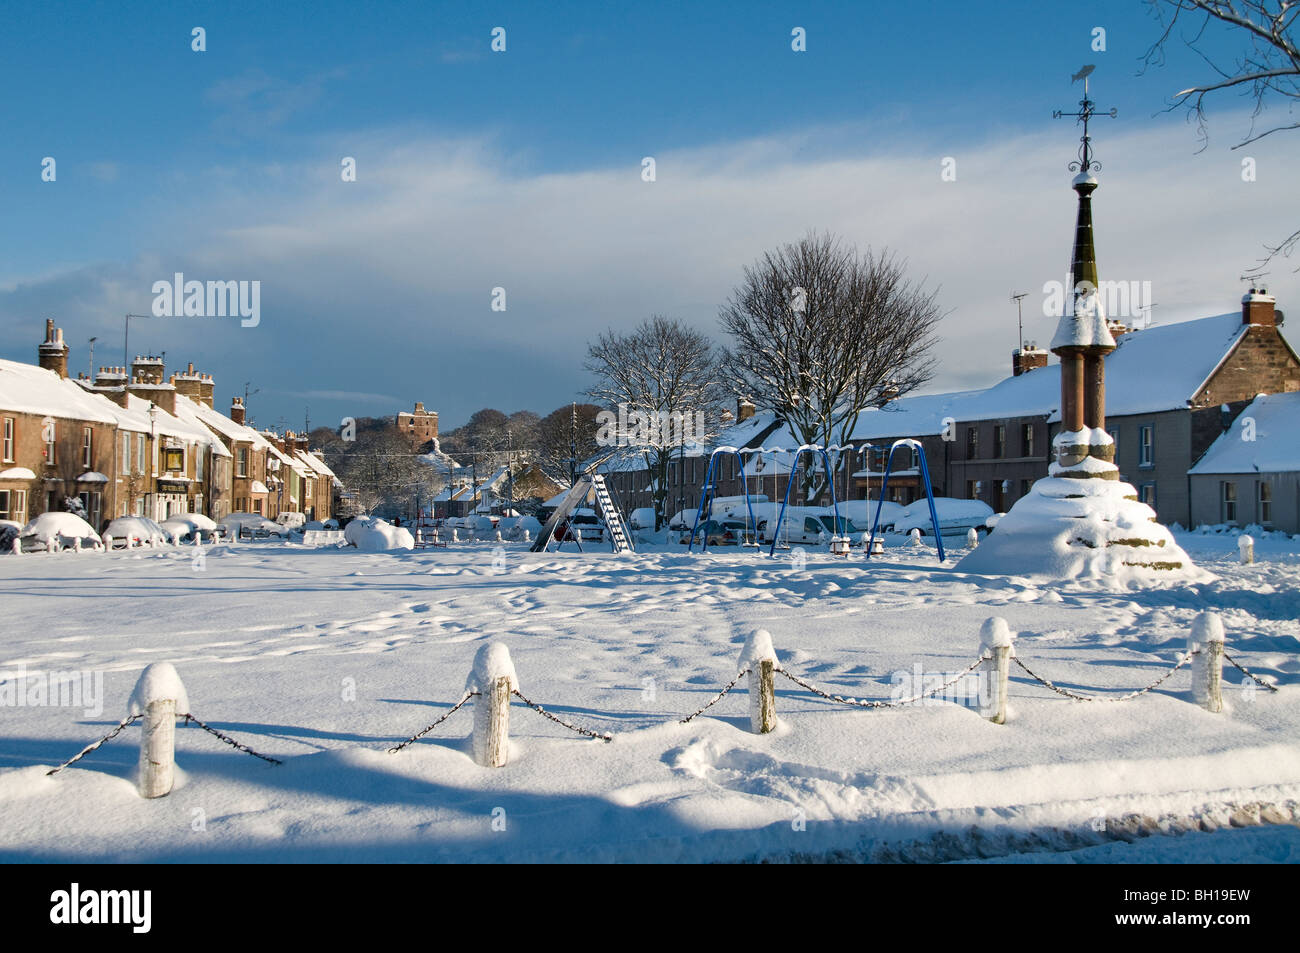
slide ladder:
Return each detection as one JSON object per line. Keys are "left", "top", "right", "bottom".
{"left": 592, "top": 474, "right": 634, "bottom": 554}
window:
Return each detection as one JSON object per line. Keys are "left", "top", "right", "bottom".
{"left": 237, "top": 447, "right": 248, "bottom": 478}
{"left": 2, "top": 417, "right": 13, "bottom": 462}
{"left": 1139, "top": 483, "right": 1156, "bottom": 508}
{"left": 120, "top": 432, "right": 129, "bottom": 473}
{"left": 1221, "top": 481, "right": 1237, "bottom": 523}
{"left": 966, "top": 427, "right": 979, "bottom": 459}
{"left": 1258, "top": 481, "right": 1272, "bottom": 525}
{"left": 82, "top": 427, "right": 93, "bottom": 468}
{"left": 1021, "top": 423, "right": 1034, "bottom": 457}
{"left": 967, "top": 480, "right": 980, "bottom": 500}
{"left": 0, "top": 490, "right": 8, "bottom": 519}
{"left": 136, "top": 434, "right": 145, "bottom": 473}
{"left": 1139, "top": 425, "right": 1154, "bottom": 467}
{"left": 196, "top": 448, "right": 204, "bottom": 482}
{"left": 1021, "top": 479, "right": 1033, "bottom": 498}
{"left": 45, "top": 420, "right": 56, "bottom": 465}
{"left": 993, "top": 425, "right": 1006, "bottom": 458}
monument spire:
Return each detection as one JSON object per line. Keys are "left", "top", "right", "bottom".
{"left": 1049, "top": 67, "right": 1119, "bottom": 477}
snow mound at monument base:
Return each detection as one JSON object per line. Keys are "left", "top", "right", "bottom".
{"left": 957, "top": 476, "right": 1209, "bottom": 586}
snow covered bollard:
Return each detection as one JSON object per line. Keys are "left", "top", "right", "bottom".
{"left": 128, "top": 662, "right": 189, "bottom": 799}
{"left": 909, "top": 528, "right": 923, "bottom": 548}
{"left": 966, "top": 527, "right": 979, "bottom": 549}
{"left": 738, "top": 629, "right": 778, "bottom": 734}
{"left": 467, "top": 643, "right": 517, "bottom": 767}
{"left": 1189, "top": 612, "right": 1225, "bottom": 714}
{"left": 979, "top": 617, "right": 1014, "bottom": 725}
{"left": 1238, "top": 534, "right": 1255, "bottom": 565}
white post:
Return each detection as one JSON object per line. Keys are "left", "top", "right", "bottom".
{"left": 980, "top": 617, "right": 1014, "bottom": 725}
{"left": 12, "top": 536, "right": 21, "bottom": 555}
{"left": 739, "top": 629, "right": 778, "bottom": 734}
{"left": 495, "top": 529, "right": 503, "bottom": 542}
{"left": 128, "top": 662, "right": 189, "bottom": 799}
{"left": 468, "top": 643, "right": 517, "bottom": 767}
{"left": 522, "top": 529, "right": 531, "bottom": 543}
{"left": 72, "top": 536, "right": 82, "bottom": 553}
{"left": 1189, "top": 611, "right": 1225, "bottom": 713}
{"left": 966, "top": 527, "right": 979, "bottom": 548}
{"left": 451, "top": 528, "right": 459, "bottom": 543}
{"left": 909, "top": 528, "right": 923, "bottom": 547}
{"left": 1238, "top": 534, "right": 1254, "bottom": 565}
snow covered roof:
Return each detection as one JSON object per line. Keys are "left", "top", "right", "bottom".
{"left": 0, "top": 359, "right": 120, "bottom": 424}
{"left": 1190, "top": 392, "right": 1300, "bottom": 474}
{"left": 170, "top": 395, "right": 233, "bottom": 457}
{"left": 262, "top": 438, "right": 308, "bottom": 477}
{"left": 295, "top": 449, "right": 335, "bottom": 479}
{"left": 184, "top": 396, "right": 276, "bottom": 452}
{"left": 851, "top": 311, "right": 1255, "bottom": 437}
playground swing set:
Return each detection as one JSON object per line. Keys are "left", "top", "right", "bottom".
{"left": 687, "top": 438, "right": 947, "bottom": 562}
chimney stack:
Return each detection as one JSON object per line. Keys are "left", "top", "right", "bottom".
{"left": 230, "top": 396, "right": 246, "bottom": 425}
{"left": 1012, "top": 343, "right": 1048, "bottom": 377}
{"left": 736, "top": 396, "right": 755, "bottom": 423}
{"left": 1242, "top": 288, "right": 1277, "bottom": 327}
{"left": 199, "top": 373, "right": 215, "bottom": 408}
{"left": 38, "top": 319, "right": 70, "bottom": 378}
{"left": 171, "top": 362, "right": 205, "bottom": 404}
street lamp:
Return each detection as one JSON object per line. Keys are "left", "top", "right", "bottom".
{"left": 148, "top": 402, "right": 159, "bottom": 520}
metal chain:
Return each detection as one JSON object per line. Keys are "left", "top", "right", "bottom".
{"left": 181, "top": 714, "right": 283, "bottom": 765}
{"left": 388, "top": 691, "right": 478, "bottom": 753}
{"left": 1224, "top": 652, "right": 1280, "bottom": 692}
{"left": 1011, "top": 651, "right": 1193, "bottom": 702}
{"left": 680, "top": 669, "right": 751, "bottom": 723}
{"left": 46, "top": 714, "right": 141, "bottom": 776}
{"left": 779, "top": 656, "right": 988, "bottom": 709}
{"left": 511, "top": 689, "right": 613, "bottom": 742}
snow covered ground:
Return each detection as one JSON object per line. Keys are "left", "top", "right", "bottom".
{"left": 1, "top": 532, "right": 1297, "bottom": 863}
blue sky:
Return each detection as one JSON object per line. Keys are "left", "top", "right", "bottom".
{"left": 2, "top": 0, "right": 1295, "bottom": 433}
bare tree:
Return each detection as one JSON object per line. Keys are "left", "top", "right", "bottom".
{"left": 586, "top": 316, "right": 726, "bottom": 528}
{"left": 535, "top": 402, "right": 604, "bottom": 487}
{"left": 719, "top": 232, "right": 942, "bottom": 501}
{"left": 1143, "top": 0, "right": 1300, "bottom": 266}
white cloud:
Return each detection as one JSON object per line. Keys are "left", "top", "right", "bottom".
{"left": 3, "top": 115, "right": 1297, "bottom": 425}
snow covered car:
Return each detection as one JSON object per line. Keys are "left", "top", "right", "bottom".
{"left": 681, "top": 519, "right": 739, "bottom": 546}
{"left": 756, "top": 506, "right": 838, "bottom": 545}
{"left": 0, "top": 519, "right": 22, "bottom": 553}
{"left": 18, "top": 512, "right": 105, "bottom": 552}
{"left": 275, "top": 511, "right": 307, "bottom": 530}
{"left": 343, "top": 516, "right": 414, "bottom": 551}
{"left": 220, "top": 512, "right": 290, "bottom": 539}
{"left": 160, "top": 513, "right": 220, "bottom": 543}
{"left": 104, "top": 516, "right": 172, "bottom": 548}
{"left": 893, "top": 498, "right": 995, "bottom": 537}
{"left": 628, "top": 507, "right": 657, "bottom": 531}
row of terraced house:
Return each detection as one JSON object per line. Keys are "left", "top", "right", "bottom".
{"left": 0, "top": 319, "right": 338, "bottom": 532}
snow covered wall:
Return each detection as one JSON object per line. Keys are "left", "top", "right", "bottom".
{"left": 958, "top": 476, "right": 1207, "bottom": 586}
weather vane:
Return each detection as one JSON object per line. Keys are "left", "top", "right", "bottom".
{"left": 1052, "top": 65, "right": 1117, "bottom": 173}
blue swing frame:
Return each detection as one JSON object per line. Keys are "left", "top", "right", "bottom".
{"left": 688, "top": 447, "right": 759, "bottom": 553}
{"left": 766, "top": 446, "right": 843, "bottom": 557}
{"left": 866, "top": 438, "right": 946, "bottom": 562}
